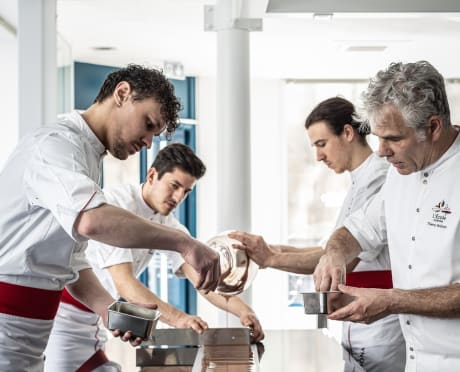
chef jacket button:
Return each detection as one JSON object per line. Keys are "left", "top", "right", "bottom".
{"left": 408, "top": 264, "right": 412, "bottom": 269}
{"left": 406, "top": 320, "right": 411, "bottom": 325}
{"left": 423, "top": 172, "right": 429, "bottom": 177}
{"left": 409, "top": 347, "right": 414, "bottom": 351}
{"left": 416, "top": 208, "right": 420, "bottom": 213}
{"left": 422, "top": 179, "right": 427, "bottom": 184}
{"left": 410, "top": 355, "right": 415, "bottom": 360}
{"left": 411, "top": 236, "right": 415, "bottom": 241}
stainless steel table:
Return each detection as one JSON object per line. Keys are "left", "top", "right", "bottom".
{"left": 137, "top": 328, "right": 344, "bottom": 372}
{"left": 258, "top": 329, "right": 344, "bottom": 372}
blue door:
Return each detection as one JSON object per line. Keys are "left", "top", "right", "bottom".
{"left": 138, "top": 124, "right": 198, "bottom": 315}
{"left": 74, "top": 62, "right": 198, "bottom": 314}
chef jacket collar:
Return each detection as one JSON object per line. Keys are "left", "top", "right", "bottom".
{"left": 419, "top": 128, "right": 460, "bottom": 177}
{"left": 138, "top": 183, "right": 163, "bottom": 220}
{"left": 69, "top": 110, "right": 107, "bottom": 157}
{"left": 350, "top": 152, "right": 375, "bottom": 184}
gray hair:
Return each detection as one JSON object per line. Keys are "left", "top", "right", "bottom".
{"left": 358, "top": 61, "right": 451, "bottom": 139}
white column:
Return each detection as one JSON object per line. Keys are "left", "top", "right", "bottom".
{"left": 216, "top": 28, "right": 251, "bottom": 233}
{"left": 18, "top": 0, "right": 57, "bottom": 137}
{"left": 205, "top": 0, "right": 262, "bottom": 327}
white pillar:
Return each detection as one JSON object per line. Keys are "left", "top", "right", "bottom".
{"left": 205, "top": 0, "right": 262, "bottom": 327}
{"left": 18, "top": 0, "right": 57, "bottom": 137}
{"left": 216, "top": 28, "right": 251, "bottom": 233}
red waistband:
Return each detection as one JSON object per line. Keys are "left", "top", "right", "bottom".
{"left": 345, "top": 270, "right": 393, "bottom": 289}
{"left": 61, "top": 288, "right": 93, "bottom": 313}
{"left": 0, "top": 282, "right": 62, "bottom": 320}
{"left": 76, "top": 349, "right": 109, "bottom": 372}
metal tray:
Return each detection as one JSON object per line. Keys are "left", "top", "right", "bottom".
{"left": 301, "top": 291, "right": 352, "bottom": 314}
{"left": 142, "top": 327, "right": 252, "bottom": 347}
{"left": 108, "top": 301, "right": 161, "bottom": 339}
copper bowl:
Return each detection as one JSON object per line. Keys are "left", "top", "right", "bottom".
{"left": 207, "top": 231, "right": 259, "bottom": 296}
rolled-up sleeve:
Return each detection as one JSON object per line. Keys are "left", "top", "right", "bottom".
{"left": 23, "top": 130, "right": 106, "bottom": 242}
{"left": 343, "top": 188, "right": 388, "bottom": 262}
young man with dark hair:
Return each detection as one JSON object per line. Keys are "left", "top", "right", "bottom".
{"left": 45, "top": 143, "right": 263, "bottom": 372}
{"left": 0, "top": 65, "right": 220, "bottom": 371}
{"left": 230, "top": 97, "right": 405, "bottom": 371}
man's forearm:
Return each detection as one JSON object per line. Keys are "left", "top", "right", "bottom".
{"left": 66, "top": 268, "right": 114, "bottom": 317}
{"left": 111, "top": 265, "right": 188, "bottom": 328}
{"left": 75, "top": 204, "right": 189, "bottom": 254}
{"left": 276, "top": 244, "right": 323, "bottom": 253}
{"left": 199, "top": 290, "right": 257, "bottom": 319}
{"left": 390, "top": 284, "right": 460, "bottom": 318}
{"left": 266, "top": 247, "right": 324, "bottom": 274}
{"left": 325, "top": 227, "right": 362, "bottom": 264}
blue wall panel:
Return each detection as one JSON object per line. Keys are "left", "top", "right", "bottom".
{"left": 74, "top": 62, "right": 198, "bottom": 314}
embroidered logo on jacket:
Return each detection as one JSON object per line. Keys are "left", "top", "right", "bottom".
{"left": 427, "top": 200, "right": 451, "bottom": 228}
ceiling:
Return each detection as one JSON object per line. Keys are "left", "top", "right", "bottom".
{"left": 2, "top": 0, "right": 460, "bottom": 79}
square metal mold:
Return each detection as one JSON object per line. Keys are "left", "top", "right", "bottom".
{"left": 108, "top": 301, "right": 161, "bottom": 339}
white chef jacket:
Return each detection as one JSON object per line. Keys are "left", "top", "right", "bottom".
{"left": 335, "top": 153, "right": 391, "bottom": 270}
{"left": 344, "top": 132, "right": 460, "bottom": 372}
{"left": 45, "top": 183, "right": 187, "bottom": 372}
{"left": 0, "top": 111, "right": 107, "bottom": 372}
{"left": 86, "top": 183, "right": 186, "bottom": 298}
{"left": 0, "top": 110, "right": 106, "bottom": 290}
{"left": 332, "top": 153, "right": 405, "bottom": 372}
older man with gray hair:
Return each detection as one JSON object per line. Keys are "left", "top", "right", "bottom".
{"left": 313, "top": 60, "right": 460, "bottom": 371}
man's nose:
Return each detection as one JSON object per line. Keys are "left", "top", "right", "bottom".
{"left": 316, "top": 148, "right": 325, "bottom": 161}
{"left": 173, "top": 189, "right": 186, "bottom": 203}
{"left": 378, "top": 140, "right": 392, "bottom": 157}
{"left": 143, "top": 136, "right": 153, "bottom": 149}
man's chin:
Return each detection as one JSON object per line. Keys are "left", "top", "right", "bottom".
{"left": 394, "top": 166, "right": 412, "bottom": 175}
{"left": 160, "top": 207, "right": 173, "bottom": 216}
{"left": 111, "top": 147, "right": 129, "bottom": 160}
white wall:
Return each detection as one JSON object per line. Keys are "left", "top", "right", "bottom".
{"left": 0, "top": 26, "right": 18, "bottom": 170}
{"left": 195, "top": 76, "right": 316, "bottom": 329}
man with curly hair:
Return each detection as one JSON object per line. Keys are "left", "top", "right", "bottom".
{"left": 0, "top": 65, "right": 220, "bottom": 372}
{"left": 45, "top": 143, "right": 264, "bottom": 371}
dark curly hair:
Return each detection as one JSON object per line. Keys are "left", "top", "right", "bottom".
{"left": 152, "top": 143, "right": 206, "bottom": 180}
{"left": 94, "top": 64, "right": 182, "bottom": 138}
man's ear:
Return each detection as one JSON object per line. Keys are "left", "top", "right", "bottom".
{"left": 146, "top": 167, "right": 158, "bottom": 183}
{"left": 343, "top": 124, "right": 355, "bottom": 142}
{"left": 428, "top": 115, "right": 443, "bottom": 142}
{"left": 113, "top": 81, "right": 131, "bottom": 107}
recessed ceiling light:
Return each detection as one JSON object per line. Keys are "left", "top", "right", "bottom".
{"left": 345, "top": 45, "right": 387, "bottom": 52}
{"left": 313, "top": 13, "right": 333, "bottom": 21}
{"left": 92, "top": 46, "right": 116, "bottom": 51}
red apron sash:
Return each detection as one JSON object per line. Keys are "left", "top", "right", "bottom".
{"left": 345, "top": 270, "right": 393, "bottom": 289}
{"left": 61, "top": 287, "right": 93, "bottom": 313}
{"left": 76, "top": 349, "right": 109, "bottom": 372}
{"left": 0, "top": 281, "right": 62, "bottom": 320}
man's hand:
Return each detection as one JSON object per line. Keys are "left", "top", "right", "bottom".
{"left": 111, "top": 329, "right": 144, "bottom": 346}
{"left": 182, "top": 238, "right": 221, "bottom": 293}
{"left": 175, "top": 313, "right": 209, "bottom": 334}
{"left": 327, "top": 285, "right": 392, "bottom": 324}
{"left": 104, "top": 302, "right": 158, "bottom": 347}
{"left": 313, "top": 252, "right": 347, "bottom": 291}
{"left": 228, "top": 231, "right": 276, "bottom": 269}
{"left": 239, "top": 311, "right": 264, "bottom": 342}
